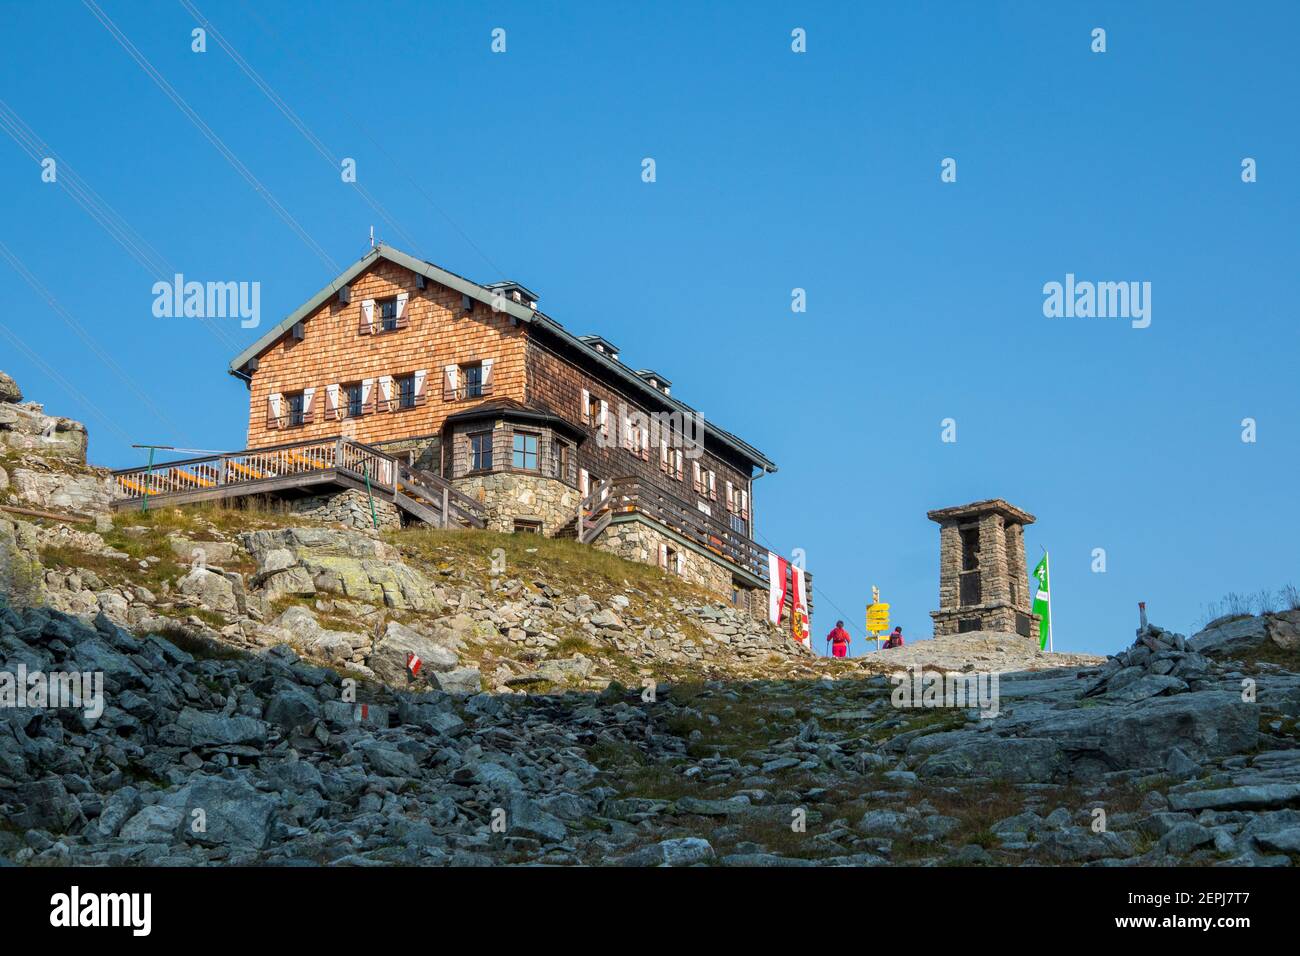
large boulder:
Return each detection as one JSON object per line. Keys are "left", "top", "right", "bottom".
{"left": 265, "top": 605, "right": 365, "bottom": 666}
{"left": 0, "top": 404, "right": 89, "bottom": 462}
{"left": 917, "top": 737, "right": 1068, "bottom": 783}
{"left": 168, "top": 774, "right": 278, "bottom": 850}
{"left": 176, "top": 567, "right": 240, "bottom": 615}
{"left": 1033, "top": 691, "right": 1258, "bottom": 772}
{"left": 0, "top": 371, "right": 21, "bottom": 403}
{"left": 369, "top": 620, "right": 459, "bottom": 688}
{"left": 10, "top": 469, "right": 111, "bottom": 513}
{"left": 1265, "top": 611, "right": 1300, "bottom": 651}
{"left": 239, "top": 528, "right": 442, "bottom": 611}
{"left": 174, "top": 707, "right": 269, "bottom": 748}
{"left": 1190, "top": 615, "right": 1270, "bottom": 656}
{"left": 0, "top": 517, "right": 44, "bottom": 606}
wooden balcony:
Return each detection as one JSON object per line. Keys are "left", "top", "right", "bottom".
{"left": 109, "top": 436, "right": 485, "bottom": 528}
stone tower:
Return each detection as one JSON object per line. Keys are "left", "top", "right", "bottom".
{"left": 928, "top": 499, "right": 1039, "bottom": 641}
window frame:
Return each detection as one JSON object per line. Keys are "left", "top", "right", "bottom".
{"left": 379, "top": 296, "right": 399, "bottom": 332}
{"left": 344, "top": 382, "right": 364, "bottom": 418}
{"left": 286, "top": 390, "right": 306, "bottom": 428}
{"left": 554, "top": 438, "right": 571, "bottom": 482}
{"left": 396, "top": 373, "right": 417, "bottom": 410}
{"left": 462, "top": 362, "right": 484, "bottom": 399}
{"left": 468, "top": 431, "right": 494, "bottom": 473}
{"left": 511, "top": 430, "right": 540, "bottom": 471}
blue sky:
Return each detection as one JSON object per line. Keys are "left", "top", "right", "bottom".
{"left": 2, "top": 1, "right": 1297, "bottom": 656}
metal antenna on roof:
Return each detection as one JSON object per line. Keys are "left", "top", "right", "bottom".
{"left": 369, "top": 226, "right": 375, "bottom": 248}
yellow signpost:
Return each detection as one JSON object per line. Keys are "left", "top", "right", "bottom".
{"left": 866, "top": 585, "right": 890, "bottom": 651}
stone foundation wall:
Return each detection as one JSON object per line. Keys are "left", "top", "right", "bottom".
{"left": 289, "top": 489, "right": 402, "bottom": 531}
{"left": 453, "top": 472, "right": 581, "bottom": 535}
{"left": 932, "top": 606, "right": 1040, "bottom": 643}
{"left": 593, "top": 517, "right": 765, "bottom": 620}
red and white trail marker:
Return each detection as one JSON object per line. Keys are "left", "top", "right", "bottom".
{"left": 407, "top": 652, "right": 422, "bottom": 676}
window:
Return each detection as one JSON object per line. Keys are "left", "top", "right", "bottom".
{"left": 397, "top": 374, "right": 416, "bottom": 409}
{"left": 287, "top": 391, "right": 305, "bottom": 427}
{"left": 513, "top": 519, "right": 543, "bottom": 535}
{"left": 469, "top": 432, "right": 493, "bottom": 472}
{"left": 730, "top": 513, "right": 747, "bottom": 535}
{"left": 379, "top": 297, "right": 399, "bottom": 332}
{"left": 554, "top": 439, "right": 571, "bottom": 480}
{"left": 512, "top": 432, "right": 539, "bottom": 470}
{"left": 586, "top": 393, "right": 602, "bottom": 424}
{"left": 462, "top": 363, "right": 484, "bottom": 398}
{"left": 345, "top": 383, "right": 363, "bottom": 418}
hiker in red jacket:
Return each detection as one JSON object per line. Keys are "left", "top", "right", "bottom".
{"left": 884, "top": 626, "right": 905, "bottom": 649}
{"left": 826, "top": 621, "right": 851, "bottom": 658}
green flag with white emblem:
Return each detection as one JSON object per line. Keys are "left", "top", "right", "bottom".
{"left": 1032, "top": 552, "right": 1052, "bottom": 651}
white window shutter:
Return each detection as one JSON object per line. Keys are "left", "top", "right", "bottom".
{"left": 693, "top": 461, "right": 701, "bottom": 490}
{"left": 414, "top": 369, "right": 427, "bottom": 401}
{"left": 444, "top": 365, "right": 458, "bottom": 397}
{"left": 267, "top": 393, "right": 281, "bottom": 428}
{"left": 481, "top": 358, "right": 494, "bottom": 387}
{"left": 361, "top": 299, "right": 375, "bottom": 333}
{"left": 675, "top": 551, "right": 685, "bottom": 576}
{"left": 658, "top": 543, "right": 667, "bottom": 569}
{"left": 326, "top": 383, "right": 340, "bottom": 418}
{"left": 726, "top": 480, "right": 734, "bottom": 511}
{"left": 361, "top": 378, "right": 374, "bottom": 410}
{"left": 302, "top": 386, "right": 316, "bottom": 421}
{"left": 675, "top": 450, "right": 684, "bottom": 480}
{"left": 599, "top": 400, "right": 608, "bottom": 435}
{"left": 580, "top": 388, "right": 590, "bottom": 423}
{"left": 708, "top": 471, "right": 716, "bottom": 500}
{"left": 640, "top": 424, "right": 650, "bottom": 459}
{"left": 660, "top": 438, "right": 669, "bottom": 470}
{"left": 579, "top": 468, "right": 589, "bottom": 496}
{"left": 395, "top": 292, "right": 408, "bottom": 321}
{"left": 379, "top": 375, "right": 393, "bottom": 406}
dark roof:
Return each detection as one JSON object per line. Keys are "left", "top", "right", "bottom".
{"left": 443, "top": 398, "right": 587, "bottom": 442}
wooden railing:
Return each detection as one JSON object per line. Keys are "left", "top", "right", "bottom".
{"left": 109, "top": 437, "right": 485, "bottom": 529}
{"left": 578, "top": 477, "right": 766, "bottom": 578}
{"left": 396, "top": 463, "right": 488, "bottom": 529}
{"left": 111, "top": 437, "right": 396, "bottom": 500}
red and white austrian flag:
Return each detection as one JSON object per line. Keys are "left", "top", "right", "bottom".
{"left": 407, "top": 652, "right": 422, "bottom": 676}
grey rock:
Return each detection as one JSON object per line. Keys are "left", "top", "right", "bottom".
{"left": 507, "top": 792, "right": 567, "bottom": 843}
{"left": 1169, "top": 784, "right": 1300, "bottom": 812}
{"left": 1254, "top": 827, "right": 1300, "bottom": 854}
{"left": 622, "top": 837, "right": 715, "bottom": 866}
{"left": 1157, "top": 822, "right": 1213, "bottom": 856}
{"left": 175, "top": 707, "right": 269, "bottom": 748}
{"left": 119, "top": 805, "right": 184, "bottom": 843}
{"left": 175, "top": 775, "right": 277, "bottom": 849}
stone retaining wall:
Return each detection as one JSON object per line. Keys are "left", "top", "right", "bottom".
{"left": 453, "top": 472, "right": 581, "bottom": 535}
{"left": 288, "top": 489, "right": 402, "bottom": 531}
